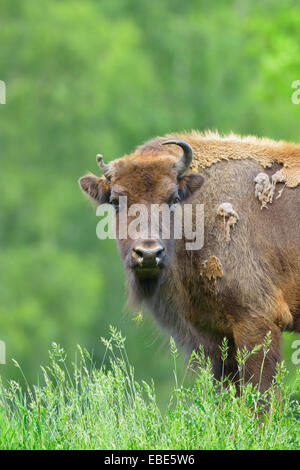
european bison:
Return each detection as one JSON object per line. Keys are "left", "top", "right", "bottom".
{"left": 79, "top": 131, "right": 300, "bottom": 391}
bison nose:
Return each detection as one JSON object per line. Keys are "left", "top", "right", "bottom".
{"left": 132, "top": 242, "right": 165, "bottom": 268}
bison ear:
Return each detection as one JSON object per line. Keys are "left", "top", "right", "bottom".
{"left": 79, "top": 174, "right": 110, "bottom": 204}
{"left": 178, "top": 173, "right": 204, "bottom": 199}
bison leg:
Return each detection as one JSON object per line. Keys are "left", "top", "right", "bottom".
{"left": 293, "top": 314, "right": 300, "bottom": 332}
{"left": 193, "top": 336, "right": 239, "bottom": 384}
{"left": 232, "top": 318, "right": 282, "bottom": 392}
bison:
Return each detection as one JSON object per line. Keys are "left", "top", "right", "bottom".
{"left": 79, "top": 131, "right": 300, "bottom": 392}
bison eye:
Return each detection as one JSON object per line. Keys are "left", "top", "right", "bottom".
{"left": 168, "top": 195, "right": 181, "bottom": 207}
{"left": 110, "top": 198, "right": 120, "bottom": 210}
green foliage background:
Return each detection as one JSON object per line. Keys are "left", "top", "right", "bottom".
{"left": 0, "top": 0, "right": 299, "bottom": 405}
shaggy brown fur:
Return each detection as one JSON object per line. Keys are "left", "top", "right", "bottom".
{"left": 136, "top": 130, "right": 300, "bottom": 187}
{"left": 79, "top": 130, "right": 300, "bottom": 392}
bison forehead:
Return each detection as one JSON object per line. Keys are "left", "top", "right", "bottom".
{"left": 113, "top": 153, "right": 178, "bottom": 174}
{"left": 112, "top": 175, "right": 177, "bottom": 201}
{"left": 110, "top": 155, "right": 178, "bottom": 195}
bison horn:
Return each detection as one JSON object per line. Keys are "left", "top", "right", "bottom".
{"left": 96, "top": 154, "right": 111, "bottom": 179}
{"left": 162, "top": 139, "right": 193, "bottom": 177}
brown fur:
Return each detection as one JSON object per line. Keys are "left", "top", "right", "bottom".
{"left": 79, "top": 131, "right": 300, "bottom": 392}
{"left": 200, "top": 256, "right": 223, "bottom": 282}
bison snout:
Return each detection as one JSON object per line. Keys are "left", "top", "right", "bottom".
{"left": 131, "top": 241, "right": 165, "bottom": 269}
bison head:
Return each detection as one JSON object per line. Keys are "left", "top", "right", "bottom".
{"left": 79, "top": 140, "right": 204, "bottom": 302}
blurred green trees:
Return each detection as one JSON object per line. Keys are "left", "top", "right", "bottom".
{"left": 0, "top": 0, "right": 299, "bottom": 403}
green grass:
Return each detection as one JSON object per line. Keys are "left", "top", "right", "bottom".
{"left": 0, "top": 327, "right": 299, "bottom": 450}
